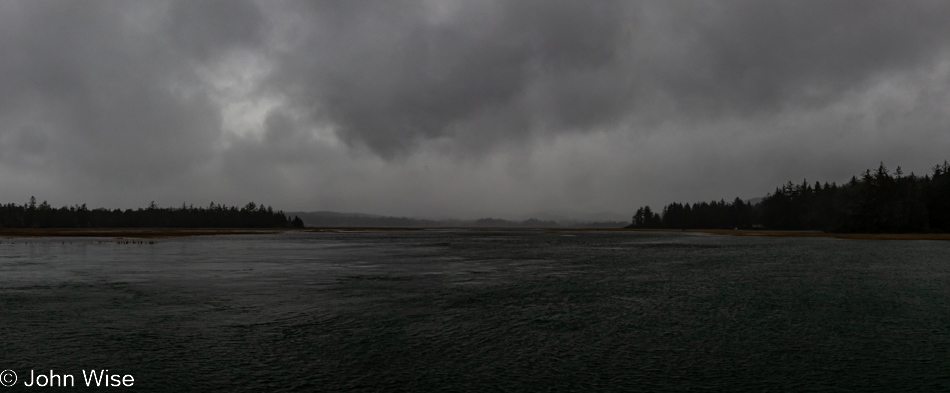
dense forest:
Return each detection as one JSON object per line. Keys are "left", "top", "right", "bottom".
{"left": 0, "top": 199, "right": 304, "bottom": 228}
{"left": 628, "top": 161, "right": 950, "bottom": 233}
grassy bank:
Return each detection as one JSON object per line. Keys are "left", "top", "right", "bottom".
{"left": 606, "top": 228, "right": 950, "bottom": 241}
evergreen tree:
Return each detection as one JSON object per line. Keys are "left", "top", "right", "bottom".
{"left": 628, "top": 160, "right": 950, "bottom": 233}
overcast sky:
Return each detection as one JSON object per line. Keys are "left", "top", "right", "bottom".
{"left": 2, "top": 0, "right": 950, "bottom": 220}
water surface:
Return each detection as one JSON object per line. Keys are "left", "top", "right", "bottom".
{"left": 1, "top": 231, "right": 948, "bottom": 391}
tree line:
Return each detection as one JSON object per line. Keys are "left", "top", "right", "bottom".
{"left": 628, "top": 160, "right": 950, "bottom": 233}
{"left": 0, "top": 199, "right": 305, "bottom": 228}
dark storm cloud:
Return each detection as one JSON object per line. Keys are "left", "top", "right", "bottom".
{"left": 643, "top": 1, "right": 950, "bottom": 116}
{"left": 266, "top": 0, "right": 631, "bottom": 156}
{"left": 2, "top": 0, "right": 950, "bottom": 217}
{"left": 169, "top": 0, "right": 265, "bottom": 61}
{"left": 261, "top": 0, "right": 950, "bottom": 157}
{"left": 0, "top": 0, "right": 263, "bottom": 189}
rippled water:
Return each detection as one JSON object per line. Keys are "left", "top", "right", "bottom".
{"left": 1, "top": 231, "right": 949, "bottom": 391}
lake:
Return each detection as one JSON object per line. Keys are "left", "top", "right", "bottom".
{"left": 1, "top": 230, "right": 948, "bottom": 391}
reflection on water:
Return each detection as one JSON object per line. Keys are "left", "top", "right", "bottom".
{"left": 1, "top": 231, "right": 949, "bottom": 391}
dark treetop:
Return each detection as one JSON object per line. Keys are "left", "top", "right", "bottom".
{"left": 0, "top": 200, "right": 304, "bottom": 229}
{"left": 629, "top": 160, "right": 950, "bottom": 233}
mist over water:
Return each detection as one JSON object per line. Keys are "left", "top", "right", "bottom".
{"left": 1, "top": 231, "right": 948, "bottom": 391}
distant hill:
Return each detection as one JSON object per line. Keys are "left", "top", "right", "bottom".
{"left": 517, "top": 210, "right": 627, "bottom": 223}
{"left": 288, "top": 211, "right": 447, "bottom": 227}
{"left": 287, "top": 211, "right": 627, "bottom": 228}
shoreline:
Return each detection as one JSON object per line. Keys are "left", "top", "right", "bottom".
{"left": 1, "top": 227, "right": 948, "bottom": 241}
{"left": 609, "top": 228, "right": 950, "bottom": 241}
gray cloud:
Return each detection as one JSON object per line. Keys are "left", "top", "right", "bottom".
{"left": 261, "top": 0, "right": 950, "bottom": 157}
{"left": 644, "top": 1, "right": 950, "bottom": 116}
{"left": 264, "top": 0, "right": 632, "bottom": 157}
{"left": 169, "top": 0, "right": 265, "bottom": 61}
{"left": 1, "top": 0, "right": 950, "bottom": 218}
{"left": 0, "top": 0, "right": 260, "bottom": 194}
